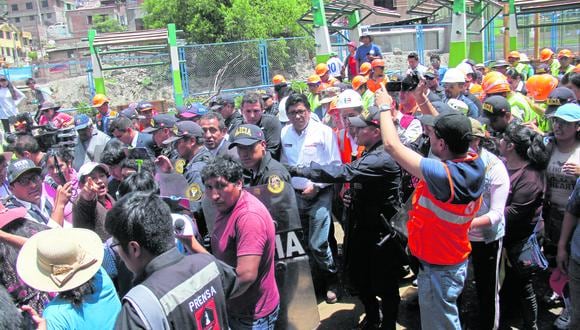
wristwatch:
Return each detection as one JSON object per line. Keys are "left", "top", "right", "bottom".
{"left": 379, "top": 104, "right": 391, "bottom": 112}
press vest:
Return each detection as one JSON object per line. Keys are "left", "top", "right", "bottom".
{"left": 124, "top": 251, "right": 230, "bottom": 330}
{"left": 407, "top": 158, "right": 483, "bottom": 265}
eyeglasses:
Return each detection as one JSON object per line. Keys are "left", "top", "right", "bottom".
{"left": 287, "top": 109, "right": 308, "bottom": 117}
{"left": 424, "top": 76, "right": 435, "bottom": 81}
{"left": 110, "top": 240, "right": 122, "bottom": 252}
{"left": 16, "top": 173, "right": 42, "bottom": 186}
{"left": 550, "top": 117, "right": 574, "bottom": 127}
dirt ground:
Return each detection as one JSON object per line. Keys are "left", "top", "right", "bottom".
{"left": 315, "top": 221, "right": 563, "bottom": 330}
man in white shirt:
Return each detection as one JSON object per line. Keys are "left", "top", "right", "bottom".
{"left": 280, "top": 93, "right": 341, "bottom": 303}
{"left": 408, "top": 52, "right": 428, "bottom": 76}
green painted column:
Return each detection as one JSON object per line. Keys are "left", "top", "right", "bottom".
{"left": 468, "top": 1, "right": 484, "bottom": 64}
{"left": 449, "top": 0, "right": 467, "bottom": 67}
{"left": 508, "top": 0, "right": 517, "bottom": 51}
{"left": 348, "top": 10, "right": 361, "bottom": 45}
{"left": 312, "top": 0, "right": 332, "bottom": 63}
{"left": 88, "top": 29, "right": 105, "bottom": 95}
{"left": 167, "top": 24, "right": 183, "bottom": 107}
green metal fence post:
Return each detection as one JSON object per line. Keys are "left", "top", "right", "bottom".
{"left": 88, "top": 29, "right": 105, "bottom": 95}
{"left": 168, "top": 24, "right": 184, "bottom": 107}
{"left": 311, "top": 0, "right": 332, "bottom": 63}
{"left": 348, "top": 10, "right": 361, "bottom": 43}
{"left": 449, "top": 0, "right": 468, "bottom": 67}
{"left": 509, "top": 0, "right": 517, "bottom": 52}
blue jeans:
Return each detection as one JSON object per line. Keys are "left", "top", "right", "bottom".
{"left": 228, "top": 306, "right": 279, "bottom": 330}
{"left": 417, "top": 259, "right": 468, "bottom": 330}
{"left": 295, "top": 187, "right": 337, "bottom": 274}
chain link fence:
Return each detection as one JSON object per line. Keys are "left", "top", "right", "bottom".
{"left": 180, "top": 37, "right": 315, "bottom": 98}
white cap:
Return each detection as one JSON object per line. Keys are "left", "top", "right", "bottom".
{"left": 335, "top": 89, "right": 363, "bottom": 109}
{"left": 447, "top": 99, "right": 469, "bottom": 115}
{"left": 456, "top": 62, "right": 474, "bottom": 75}
{"left": 441, "top": 68, "right": 466, "bottom": 83}
{"left": 78, "top": 162, "right": 109, "bottom": 182}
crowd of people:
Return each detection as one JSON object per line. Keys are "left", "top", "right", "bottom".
{"left": 0, "top": 37, "right": 579, "bottom": 330}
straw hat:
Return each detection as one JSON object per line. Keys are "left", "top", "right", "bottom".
{"left": 17, "top": 228, "right": 104, "bottom": 292}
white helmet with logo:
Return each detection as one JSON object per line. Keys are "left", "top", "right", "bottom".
{"left": 442, "top": 68, "right": 466, "bottom": 83}
{"left": 335, "top": 89, "right": 363, "bottom": 109}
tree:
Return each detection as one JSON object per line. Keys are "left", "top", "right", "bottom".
{"left": 92, "top": 15, "right": 126, "bottom": 33}
{"left": 142, "top": 0, "right": 309, "bottom": 43}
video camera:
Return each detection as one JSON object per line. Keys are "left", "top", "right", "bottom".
{"left": 32, "top": 123, "right": 77, "bottom": 152}
{"left": 386, "top": 70, "right": 421, "bottom": 92}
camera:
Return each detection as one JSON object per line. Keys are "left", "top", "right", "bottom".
{"left": 385, "top": 71, "right": 421, "bottom": 92}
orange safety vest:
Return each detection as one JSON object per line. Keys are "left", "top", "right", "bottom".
{"left": 407, "top": 155, "right": 482, "bottom": 265}
{"left": 337, "top": 129, "right": 364, "bottom": 164}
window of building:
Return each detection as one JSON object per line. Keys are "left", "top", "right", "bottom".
{"left": 26, "top": 2, "right": 33, "bottom": 10}
{"left": 14, "top": 17, "right": 21, "bottom": 23}
{"left": 87, "top": 16, "right": 93, "bottom": 25}
{"left": 11, "top": 4, "right": 18, "bottom": 11}
{"left": 42, "top": 0, "right": 49, "bottom": 8}
{"left": 6, "top": 33, "right": 11, "bottom": 40}
{"left": 374, "top": 0, "right": 396, "bottom": 10}
{"left": 29, "top": 15, "right": 35, "bottom": 21}
{"left": 46, "top": 13, "right": 52, "bottom": 19}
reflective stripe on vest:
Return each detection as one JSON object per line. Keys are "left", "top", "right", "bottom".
{"left": 159, "top": 261, "right": 220, "bottom": 314}
{"left": 416, "top": 195, "right": 476, "bottom": 224}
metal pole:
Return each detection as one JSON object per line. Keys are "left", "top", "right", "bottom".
{"left": 88, "top": 29, "right": 106, "bottom": 95}
{"left": 534, "top": 13, "right": 540, "bottom": 60}
{"left": 12, "top": 32, "right": 20, "bottom": 67}
{"left": 311, "top": 0, "right": 332, "bottom": 63}
{"left": 551, "top": 13, "right": 557, "bottom": 50}
{"left": 168, "top": 23, "right": 184, "bottom": 106}
{"left": 503, "top": 4, "right": 509, "bottom": 59}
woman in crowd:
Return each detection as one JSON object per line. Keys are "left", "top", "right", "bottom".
{"left": 466, "top": 118, "right": 510, "bottom": 330}
{"left": 18, "top": 228, "right": 121, "bottom": 329}
{"left": 42, "top": 148, "right": 78, "bottom": 226}
{"left": 499, "top": 123, "right": 552, "bottom": 329}
{"left": 0, "top": 75, "right": 25, "bottom": 133}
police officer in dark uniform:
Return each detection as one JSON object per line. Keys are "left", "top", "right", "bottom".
{"left": 210, "top": 95, "right": 244, "bottom": 135}
{"left": 290, "top": 106, "right": 404, "bottom": 330}
{"left": 229, "top": 124, "right": 320, "bottom": 330}
{"left": 240, "top": 92, "right": 282, "bottom": 161}
{"left": 143, "top": 113, "right": 180, "bottom": 159}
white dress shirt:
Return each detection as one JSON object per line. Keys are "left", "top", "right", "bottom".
{"left": 281, "top": 119, "right": 341, "bottom": 189}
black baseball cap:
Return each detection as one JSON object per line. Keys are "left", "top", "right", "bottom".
{"left": 142, "top": 114, "right": 177, "bottom": 133}
{"left": 162, "top": 121, "right": 203, "bottom": 144}
{"left": 492, "top": 60, "right": 509, "bottom": 68}
{"left": 433, "top": 112, "right": 473, "bottom": 144}
{"left": 210, "top": 95, "right": 236, "bottom": 111}
{"left": 546, "top": 87, "right": 577, "bottom": 117}
{"left": 482, "top": 95, "right": 511, "bottom": 117}
{"left": 349, "top": 106, "right": 381, "bottom": 128}
{"left": 7, "top": 159, "right": 41, "bottom": 184}
{"left": 228, "top": 124, "right": 265, "bottom": 148}
{"left": 136, "top": 102, "right": 154, "bottom": 112}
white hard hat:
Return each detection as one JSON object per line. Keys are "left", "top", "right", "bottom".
{"left": 441, "top": 68, "right": 466, "bottom": 83}
{"left": 335, "top": 89, "right": 363, "bottom": 109}
{"left": 447, "top": 99, "right": 469, "bottom": 115}
{"left": 519, "top": 53, "right": 530, "bottom": 62}
{"left": 456, "top": 62, "right": 474, "bottom": 75}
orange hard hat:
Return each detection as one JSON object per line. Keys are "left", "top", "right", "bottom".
{"left": 272, "top": 74, "right": 286, "bottom": 85}
{"left": 307, "top": 74, "right": 321, "bottom": 84}
{"left": 371, "top": 59, "right": 385, "bottom": 68}
{"left": 315, "top": 63, "right": 329, "bottom": 76}
{"left": 526, "top": 74, "right": 558, "bottom": 102}
{"left": 575, "top": 64, "right": 580, "bottom": 73}
{"left": 507, "top": 51, "right": 520, "bottom": 59}
{"left": 360, "top": 62, "right": 372, "bottom": 75}
{"left": 351, "top": 75, "right": 368, "bottom": 90}
{"left": 540, "top": 48, "right": 554, "bottom": 62}
{"left": 482, "top": 71, "right": 510, "bottom": 95}
{"left": 557, "top": 49, "right": 573, "bottom": 59}
{"left": 469, "top": 83, "right": 483, "bottom": 95}
{"left": 92, "top": 94, "right": 109, "bottom": 107}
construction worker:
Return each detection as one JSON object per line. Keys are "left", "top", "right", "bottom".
{"left": 93, "top": 94, "right": 118, "bottom": 136}
{"left": 492, "top": 60, "right": 509, "bottom": 75}
{"left": 557, "top": 49, "right": 575, "bottom": 78}
{"left": 442, "top": 68, "right": 479, "bottom": 118}
{"left": 367, "top": 59, "right": 388, "bottom": 93}
{"left": 306, "top": 74, "right": 322, "bottom": 112}
{"left": 359, "top": 62, "right": 372, "bottom": 79}
{"left": 351, "top": 75, "right": 374, "bottom": 111}
{"left": 342, "top": 41, "right": 359, "bottom": 80}
{"left": 525, "top": 73, "right": 560, "bottom": 132}
{"left": 334, "top": 89, "right": 365, "bottom": 164}
{"left": 507, "top": 51, "right": 531, "bottom": 81}
{"left": 540, "top": 48, "right": 561, "bottom": 77}
{"left": 315, "top": 63, "right": 338, "bottom": 89}
{"left": 482, "top": 71, "right": 536, "bottom": 125}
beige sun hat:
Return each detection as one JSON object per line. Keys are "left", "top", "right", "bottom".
{"left": 16, "top": 228, "right": 104, "bottom": 292}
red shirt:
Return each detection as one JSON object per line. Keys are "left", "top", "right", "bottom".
{"left": 347, "top": 54, "right": 358, "bottom": 78}
{"left": 211, "top": 191, "right": 279, "bottom": 319}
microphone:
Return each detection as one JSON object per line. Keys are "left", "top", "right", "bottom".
{"left": 45, "top": 177, "right": 60, "bottom": 190}
{"left": 174, "top": 218, "right": 185, "bottom": 235}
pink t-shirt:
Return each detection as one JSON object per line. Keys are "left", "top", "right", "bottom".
{"left": 211, "top": 190, "right": 279, "bottom": 319}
